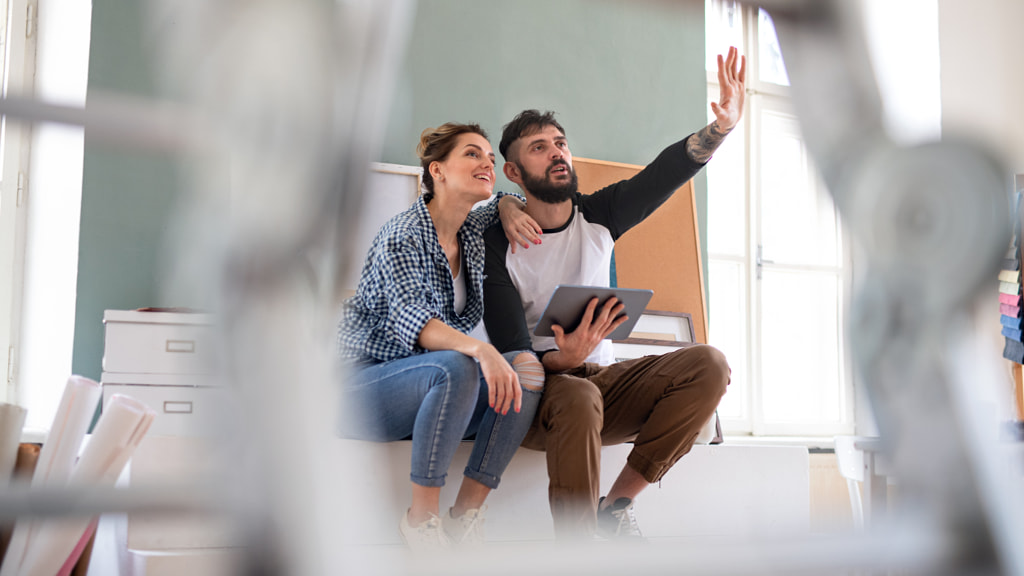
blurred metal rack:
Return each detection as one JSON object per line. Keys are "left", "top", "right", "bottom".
{"left": 1, "top": 0, "right": 1022, "bottom": 574}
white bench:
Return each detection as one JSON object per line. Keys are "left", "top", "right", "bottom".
{"left": 336, "top": 440, "right": 811, "bottom": 544}
{"left": 88, "top": 438, "right": 810, "bottom": 576}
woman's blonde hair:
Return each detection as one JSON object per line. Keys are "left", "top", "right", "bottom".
{"left": 416, "top": 122, "right": 488, "bottom": 203}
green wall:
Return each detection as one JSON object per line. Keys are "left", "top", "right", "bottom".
{"left": 72, "top": 0, "right": 708, "bottom": 381}
{"left": 71, "top": 0, "right": 184, "bottom": 382}
{"left": 381, "top": 0, "right": 709, "bottom": 287}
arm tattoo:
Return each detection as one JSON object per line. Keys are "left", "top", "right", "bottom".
{"left": 686, "top": 120, "right": 732, "bottom": 164}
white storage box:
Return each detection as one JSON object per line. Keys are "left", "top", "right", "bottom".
{"left": 102, "top": 310, "right": 216, "bottom": 375}
{"left": 102, "top": 381, "right": 234, "bottom": 437}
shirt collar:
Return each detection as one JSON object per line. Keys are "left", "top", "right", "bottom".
{"left": 412, "top": 196, "right": 443, "bottom": 257}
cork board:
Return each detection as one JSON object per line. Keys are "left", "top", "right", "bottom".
{"left": 574, "top": 157, "right": 708, "bottom": 344}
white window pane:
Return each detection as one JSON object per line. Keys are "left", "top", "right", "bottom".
{"left": 759, "top": 269, "right": 842, "bottom": 424}
{"left": 706, "top": 86, "right": 746, "bottom": 257}
{"left": 708, "top": 259, "right": 747, "bottom": 422}
{"left": 706, "top": 0, "right": 744, "bottom": 73}
{"left": 757, "top": 8, "right": 790, "bottom": 86}
{"left": 759, "top": 110, "right": 839, "bottom": 267}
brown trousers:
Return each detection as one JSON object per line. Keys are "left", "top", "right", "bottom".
{"left": 521, "top": 344, "right": 730, "bottom": 538}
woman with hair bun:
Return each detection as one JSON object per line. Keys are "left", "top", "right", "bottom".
{"left": 338, "top": 123, "right": 545, "bottom": 550}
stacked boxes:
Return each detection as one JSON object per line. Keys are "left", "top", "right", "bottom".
{"left": 101, "top": 310, "right": 240, "bottom": 576}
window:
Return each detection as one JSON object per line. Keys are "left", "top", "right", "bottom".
{"left": 0, "top": 0, "right": 37, "bottom": 403}
{"left": 705, "top": 0, "right": 853, "bottom": 436}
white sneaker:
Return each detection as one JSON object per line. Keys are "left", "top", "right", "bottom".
{"left": 442, "top": 505, "right": 487, "bottom": 546}
{"left": 399, "top": 510, "right": 450, "bottom": 551}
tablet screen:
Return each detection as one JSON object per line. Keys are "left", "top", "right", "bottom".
{"left": 533, "top": 285, "right": 653, "bottom": 341}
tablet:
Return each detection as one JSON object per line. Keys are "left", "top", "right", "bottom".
{"left": 533, "top": 285, "right": 654, "bottom": 340}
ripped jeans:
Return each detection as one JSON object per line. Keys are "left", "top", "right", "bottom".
{"left": 340, "top": 350, "right": 543, "bottom": 489}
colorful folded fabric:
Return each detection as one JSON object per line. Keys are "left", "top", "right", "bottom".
{"left": 999, "top": 269, "right": 1021, "bottom": 283}
{"left": 1000, "top": 293, "right": 1022, "bottom": 306}
{"left": 1000, "top": 304, "right": 1021, "bottom": 317}
{"left": 1002, "top": 326, "right": 1023, "bottom": 341}
{"left": 1004, "top": 258, "right": 1021, "bottom": 271}
{"left": 1004, "top": 338, "right": 1024, "bottom": 363}
{"left": 1001, "top": 315, "right": 1024, "bottom": 330}
{"left": 1000, "top": 281, "right": 1021, "bottom": 295}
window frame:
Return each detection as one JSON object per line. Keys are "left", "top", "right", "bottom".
{"left": 706, "top": 0, "right": 855, "bottom": 437}
{"left": 0, "top": 0, "right": 37, "bottom": 403}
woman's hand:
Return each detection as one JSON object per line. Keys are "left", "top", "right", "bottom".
{"left": 498, "top": 196, "right": 542, "bottom": 254}
{"left": 476, "top": 343, "right": 522, "bottom": 415}
{"left": 417, "top": 319, "right": 522, "bottom": 414}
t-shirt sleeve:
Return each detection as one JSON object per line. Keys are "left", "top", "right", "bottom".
{"left": 481, "top": 224, "right": 535, "bottom": 354}
{"left": 581, "top": 135, "right": 705, "bottom": 240}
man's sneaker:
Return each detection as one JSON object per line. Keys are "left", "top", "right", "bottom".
{"left": 596, "top": 496, "right": 645, "bottom": 540}
{"left": 399, "top": 510, "right": 450, "bottom": 551}
{"left": 442, "top": 505, "right": 487, "bottom": 546}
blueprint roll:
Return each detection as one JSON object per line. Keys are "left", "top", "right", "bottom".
{"left": 0, "top": 376, "right": 101, "bottom": 576}
{"left": 0, "top": 403, "right": 27, "bottom": 487}
{"left": 29, "top": 376, "right": 102, "bottom": 488}
{"left": 18, "top": 394, "right": 155, "bottom": 576}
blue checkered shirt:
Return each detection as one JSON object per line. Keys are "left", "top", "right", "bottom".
{"left": 337, "top": 192, "right": 520, "bottom": 362}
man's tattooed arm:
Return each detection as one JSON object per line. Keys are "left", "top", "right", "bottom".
{"left": 685, "top": 119, "right": 732, "bottom": 164}
{"left": 688, "top": 47, "right": 746, "bottom": 164}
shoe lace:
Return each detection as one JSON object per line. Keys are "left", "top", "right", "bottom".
{"left": 453, "top": 506, "right": 487, "bottom": 545}
{"left": 610, "top": 503, "right": 642, "bottom": 537}
{"left": 418, "top": 514, "right": 450, "bottom": 547}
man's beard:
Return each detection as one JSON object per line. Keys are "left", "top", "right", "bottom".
{"left": 518, "top": 159, "right": 578, "bottom": 204}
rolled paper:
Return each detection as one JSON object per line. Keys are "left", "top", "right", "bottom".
{"left": 0, "top": 376, "right": 101, "bottom": 576}
{"left": 19, "top": 394, "right": 155, "bottom": 576}
{"left": 0, "top": 403, "right": 27, "bottom": 487}
{"left": 53, "top": 518, "right": 96, "bottom": 576}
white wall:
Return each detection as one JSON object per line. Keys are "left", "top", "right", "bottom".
{"left": 938, "top": 0, "right": 1024, "bottom": 422}
{"left": 862, "top": 0, "right": 941, "bottom": 146}
{"left": 18, "top": 0, "right": 91, "bottom": 430}
{"left": 939, "top": 0, "right": 1024, "bottom": 173}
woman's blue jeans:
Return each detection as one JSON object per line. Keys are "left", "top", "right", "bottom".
{"left": 340, "top": 350, "right": 541, "bottom": 489}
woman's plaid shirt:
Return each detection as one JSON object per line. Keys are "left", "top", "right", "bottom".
{"left": 337, "top": 192, "right": 520, "bottom": 362}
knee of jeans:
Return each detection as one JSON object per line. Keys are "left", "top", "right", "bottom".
{"left": 430, "top": 350, "right": 481, "bottom": 397}
{"left": 512, "top": 351, "right": 544, "bottom": 392}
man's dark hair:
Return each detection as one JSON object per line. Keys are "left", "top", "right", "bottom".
{"left": 499, "top": 109, "right": 565, "bottom": 162}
